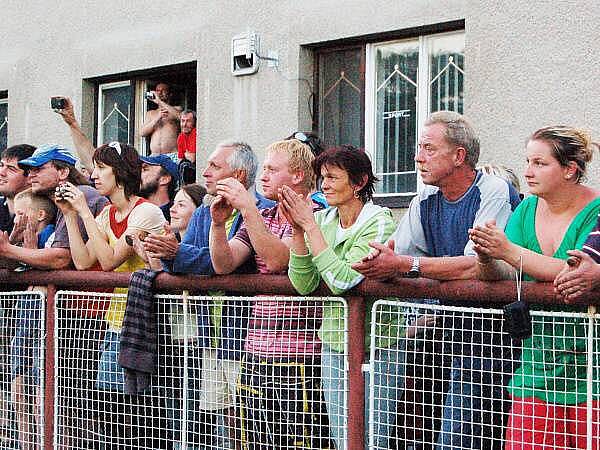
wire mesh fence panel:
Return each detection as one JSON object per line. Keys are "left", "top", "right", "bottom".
{"left": 369, "top": 300, "right": 600, "bottom": 450}
{"left": 0, "top": 290, "right": 45, "bottom": 450}
{"left": 55, "top": 291, "right": 346, "bottom": 450}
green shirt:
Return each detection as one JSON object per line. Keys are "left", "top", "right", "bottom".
{"left": 505, "top": 195, "right": 600, "bottom": 404}
{"left": 288, "top": 202, "right": 400, "bottom": 352}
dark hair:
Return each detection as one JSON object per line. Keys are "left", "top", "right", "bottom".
{"left": 181, "top": 109, "right": 197, "bottom": 126}
{"left": 1, "top": 144, "right": 36, "bottom": 162}
{"left": 180, "top": 183, "right": 206, "bottom": 208}
{"left": 313, "top": 145, "right": 378, "bottom": 203}
{"left": 93, "top": 142, "right": 141, "bottom": 198}
{"left": 159, "top": 167, "right": 178, "bottom": 200}
{"left": 51, "top": 160, "right": 91, "bottom": 186}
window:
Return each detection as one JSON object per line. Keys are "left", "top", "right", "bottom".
{"left": 315, "top": 29, "right": 464, "bottom": 202}
{"left": 316, "top": 46, "right": 364, "bottom": 148}
{"left": 97, "top": 81, "right": 132, "bottom": 145}
{"left": 0, "top": 92, "right": 7, "bottom": 151}
{"left": 89, "top": 62, "right": 197, "bottom": 155}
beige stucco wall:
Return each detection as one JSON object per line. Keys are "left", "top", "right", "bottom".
{"left": 466, "top": 0, "right": 600, "bottom": 188}
{"left": 1, "top": 0, "right": 599, "bottom": 190}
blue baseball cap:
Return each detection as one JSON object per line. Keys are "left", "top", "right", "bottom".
{"left": 18, "top": 143, "right": 78, "bottom": 168}
{"left": 140, "top": 154, "right": 179, "bottom": 179}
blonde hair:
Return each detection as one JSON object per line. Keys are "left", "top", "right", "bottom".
{"left": 529, "top": 126, "right": 597, "bottom": 183}
{"left": 265, "top": 140, "right": 316, "bottom": 191}
{"left": 478, "top": 164, "right": 521, "bottom": 192}
{"left": 14, "top": 188, "right": 57, "bottom": 223}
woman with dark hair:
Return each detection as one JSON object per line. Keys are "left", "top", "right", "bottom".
{"left": 470, "top": 126, "right": 600, "bottom": 449}
{"left": 55, "top": 141, "right": 166, "bottom": 449}
{"left": 280, "top": 145, "right": 400, "bottom": 450}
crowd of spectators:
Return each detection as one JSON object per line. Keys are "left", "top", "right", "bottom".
{"left": 0, "top": 89, "right": 599, "bottom": 450}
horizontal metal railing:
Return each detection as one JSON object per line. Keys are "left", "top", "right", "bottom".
{"left": 0, "top": 269, "right": 599, "bottom": 450}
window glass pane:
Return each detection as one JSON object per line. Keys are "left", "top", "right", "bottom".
{"left": 318, "top": 49, "right": 362, "bottom": 147}
{"left": 429, "top": 33, "right": 465, "bottom": 114}
{"left": 0, "top": 102, "right": 7, "bottom": 151}
{"left": 100, "top": 84, "right": 131, "bottom": 144}
{"left": 375, "top": 41, "right": 419, "bottom": 194}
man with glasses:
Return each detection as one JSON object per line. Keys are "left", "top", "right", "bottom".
{"left": 0, "top": 144, "right": 108, "bottom": 450}
{"left": 0, "top": 144, "right": 107, "bottom": 269}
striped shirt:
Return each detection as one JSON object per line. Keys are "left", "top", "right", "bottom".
{"left": 234, "top": 205, "right": 322, "bottom": 358}
{"left": 582, "top": 215, "right": 600, "bottom": 263}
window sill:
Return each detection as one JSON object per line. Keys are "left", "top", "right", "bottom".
{"left": 373, "top": 195, "right": 414, "bottom": 209}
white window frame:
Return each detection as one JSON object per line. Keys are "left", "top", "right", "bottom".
{"left": 365, "top": 31, "right": 464, "bottom": 197}
{"left": 97, "top": 80, "right": 131, "bottom": 145}
{"left": 0, "top": 97, "right": 8, "bottom": 141}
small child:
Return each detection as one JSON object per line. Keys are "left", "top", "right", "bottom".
{"left": 10, "top": 188, "right": 56, "bottom": 450}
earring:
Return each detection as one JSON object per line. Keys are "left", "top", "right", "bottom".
{"left": 353, "top": 190, "right": 360, "bottom": 198}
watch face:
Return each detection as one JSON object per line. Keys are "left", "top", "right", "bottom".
{"left": 406, "top": 270, "right": 419, "bottom": 278}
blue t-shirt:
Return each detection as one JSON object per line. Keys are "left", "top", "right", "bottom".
{"left": 37, "top": 223, "right": 55, "bottom": 249}
{"left": 390, "top": 170, "right": 520, "bottom": 258}
{"left": 389, "top": 170, "right": 521, "bottom": 355}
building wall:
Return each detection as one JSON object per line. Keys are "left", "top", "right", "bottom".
{"left": 1, "top": 0, "right": 599, "bottom": 190}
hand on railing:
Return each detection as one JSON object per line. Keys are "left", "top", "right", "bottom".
{"left": 352, "top": 240, "right": 403, "bottom": 281}
{"left": 554, "top": 249, "right": 600, "bottom": 303}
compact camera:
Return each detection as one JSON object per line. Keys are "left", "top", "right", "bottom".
{"left": 145, "top": 92, "right": 155, "bottom": 100}
{"left": 125, "top": 231, "right": 149, "bottom": 247}
{"left": 54, "top": 184, "right": 69, "bottom": 200}
{"left": 51, "top": 97, "right": 67, "bottom": 110}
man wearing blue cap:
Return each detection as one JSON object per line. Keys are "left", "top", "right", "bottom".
{"left": 0, "top": 143, "right": 108, "bottom": 449}
{"left": 0, "top": 144, "right": 107, "bottom": 269}
{"left": 139, "top": 154, "right": 178, "bottom": 222}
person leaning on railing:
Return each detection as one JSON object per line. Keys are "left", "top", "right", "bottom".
{"left": 131, "top": 182, "right": 210, "bottom": 447}
{"left": 54, "top": 142, "right": 167, "bottom": 449}
{"left": 281, "top": 145, "right": 397, "bottom": 450}
{"left": 469, "top": 126, "right": 600, "bottom": 449}
{"left": 209, "top": 139, "right": 332, "bottom": 449}
{"left": 353, "top": 111, "right": 520, "bottom": 450}
{"left": 145, "top": 141, "right": 273, "bottom": 450}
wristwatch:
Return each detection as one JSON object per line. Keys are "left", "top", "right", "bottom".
{"left": 406, "top": 256, "right": 421, "bottom": 278}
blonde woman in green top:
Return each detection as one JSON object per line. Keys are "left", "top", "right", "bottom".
{"left": 280, "top": 145, "right": 398, "bottom": 450}
{"left": 470, "top": 126, "right": 600, "bottom": 449}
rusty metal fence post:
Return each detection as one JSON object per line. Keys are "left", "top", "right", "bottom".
{"left": 347, "top": 296, "right": 365, "bottom": 450}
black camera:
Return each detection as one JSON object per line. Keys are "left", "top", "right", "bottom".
{"left": 51, "top": 97, "right": 66, "bottom": 110}
{"left": 145, "top": 92, "right": 155, "bottom": 100}
{"left": 503, "top": 300, "right": 532, "bottom": 340}
{"left": 54, "top": 184, "right": 69, "bottom": 200}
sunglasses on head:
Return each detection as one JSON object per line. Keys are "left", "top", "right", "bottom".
{"left": 107, "top": 141, "right": 123, "bottom": 156}
{"left": 291, "top": 132, "right": 320, "bottom": 156}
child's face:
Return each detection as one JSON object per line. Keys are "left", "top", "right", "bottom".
{"left": 13, "top": 197, "right": 31, "bottom": 220}
{"left": 13, "top": 197, "right": 40, "bottom": 225}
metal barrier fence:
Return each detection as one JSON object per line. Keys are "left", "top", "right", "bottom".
{"left": 371, "top": 300, "right": 600, "bottom": 450}
{"left": 0, "top": 290, "right": 45, "bottom": 450}
{"left": 1, "top": 270, "right": 600, "bottom": 450}
{"left": 54, "top": 291, "right": 347, "bottom": 450}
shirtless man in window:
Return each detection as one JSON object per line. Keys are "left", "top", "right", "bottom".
{"left": 140, "top": 83, "right": 182, "bottom": 155}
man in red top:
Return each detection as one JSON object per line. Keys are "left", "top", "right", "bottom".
{"left": 177, "top": 110, "right": 197, "bottom": 162}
